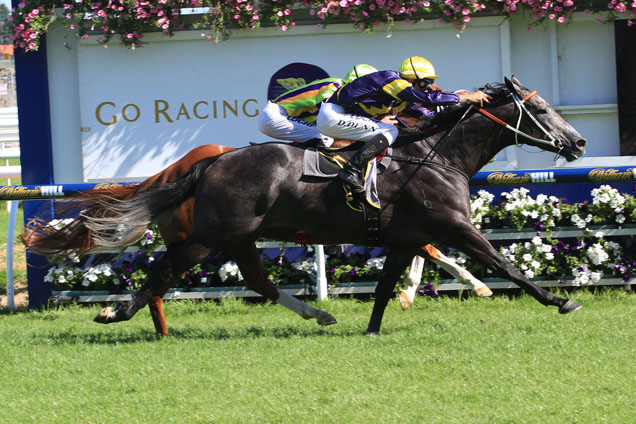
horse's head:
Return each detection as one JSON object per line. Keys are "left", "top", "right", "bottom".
{"left": 504, "top": 76, "right": 586, "bottom": 161}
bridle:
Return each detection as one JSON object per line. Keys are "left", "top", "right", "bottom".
{"left": 474, "top": 90, "right": 563, "bottom": 153}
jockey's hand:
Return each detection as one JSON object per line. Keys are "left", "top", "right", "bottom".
{"left": 459, "top": 91, "right": 492, "bottom": 107}
{"left": 380, "top": 115, "right": 399, "bottom": 125}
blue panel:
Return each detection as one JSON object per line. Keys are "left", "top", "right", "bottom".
{"left": 14, "top": 31, "right": 56, "bottom": 309}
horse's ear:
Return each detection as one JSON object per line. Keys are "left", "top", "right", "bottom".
{"left": 504, "top": 76, "right": 519, "bottom": 95}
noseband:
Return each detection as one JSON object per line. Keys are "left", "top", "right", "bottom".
{"left": 474, "top": 91, "right": 564, "bottom": 152}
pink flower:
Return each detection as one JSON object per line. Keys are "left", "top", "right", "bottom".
{"left": 281, "top": 25, "right": 288, "bottom": 31}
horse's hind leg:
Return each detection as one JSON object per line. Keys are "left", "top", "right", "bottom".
{"left": 229, "top": 243, "right": 337, "bottom": 325}
{"left": 146, "top": 240, "right": 193, "bottom": 336}
{"left": 94, "top": 240, "right": 211, "bottom": 326}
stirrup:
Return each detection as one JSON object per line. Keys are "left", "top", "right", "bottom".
{"left": 337, "top": 168, "right": 364, "bottom": 193}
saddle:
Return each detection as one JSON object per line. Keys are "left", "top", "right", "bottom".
{"left": 302, "top": 144, "right": 391, "bottom": 211}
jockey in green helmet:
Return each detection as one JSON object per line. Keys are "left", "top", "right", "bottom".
{"left": 258, "top": 64, "right": 378, "bottom": 147}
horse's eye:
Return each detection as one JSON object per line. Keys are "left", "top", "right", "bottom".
{"left": 535, "top": 108, "right": 549, "bottom": 115}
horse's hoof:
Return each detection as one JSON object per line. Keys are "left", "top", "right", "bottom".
{"left": 94, "top": 306, "right": 116, "bottom": 324}
{"left": 473, "top": 285, "right": 493, "bottom": 297}
{"left": 559, "top": 300, "right": 582, "bottom": 314}
{"left": 317, "top": 312, "right": 337, "bottom": 326}
{"left": 398, "top": 291, "right": 413, "bottom": 310}
{"left": 366, "top": 331, "right": 379, "bottom": 337}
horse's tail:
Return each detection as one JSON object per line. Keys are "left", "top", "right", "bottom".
{"left": 21, "top": 156, "right": 218, "bottom": 257}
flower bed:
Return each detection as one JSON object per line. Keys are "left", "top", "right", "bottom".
{"left": 10, "top": 1, "right": 636, "bottom": 53}
{"left": 42, "top": 184, "right": 636, "bottom": 295}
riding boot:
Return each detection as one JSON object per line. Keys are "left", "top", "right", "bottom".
{"left": 337, "top": 134, "right": 390, "bottom": 193}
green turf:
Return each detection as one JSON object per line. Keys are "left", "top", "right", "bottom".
{"left": 1, "top": 292, "right": 635, "bottom": 423}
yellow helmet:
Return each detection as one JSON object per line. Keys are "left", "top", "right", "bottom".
{"left": 398, "top": 56, "right": 438, "bottom": 80}
{"left": 343, "top": 64, "right": 378, "bottom": 84}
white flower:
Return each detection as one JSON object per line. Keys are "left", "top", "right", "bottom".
{"left": 219, "top": 261, "right": 243, "bottom": 282}
{"left": 292, "top": 258, "right": 316, "bottom": 273}
{"left": 590, "top": 272, "right": 603, "bottom": 283}
{"left": 586, "top": 243, "right": 609, "bottom": 265}
{"left": 532, "top": 236, "right": 542, "bottom": 246}
{"left": 366, "top": 256, "right": 386, "bottom": 270}
{"left": 524, "top": 269, "right": 535, "bottom": 278}
{"left": 522, "top": 253, "right": 533, "bottom": 262}
{"left": 531, "top": 261, "right": 541, "bottom": 270}
{"left": 616, "top": 214, "right": 626, "bottom": 224}
{"left": 545, "top": 252, "right": 554, "bottom": 260}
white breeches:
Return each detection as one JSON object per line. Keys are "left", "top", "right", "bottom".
{"left": 258, "top": 101, "right": 327, "bottom": 144}
{"left": 316, "top": 102, "right": 399, "bottom": 144}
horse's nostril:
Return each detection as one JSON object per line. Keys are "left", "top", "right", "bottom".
{"left": 576, "top": 139, "right": 587, "bottom": 148}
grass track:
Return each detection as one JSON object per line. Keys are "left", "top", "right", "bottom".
{"left": 1, "top": 292, "right": 635, "bottom": 423}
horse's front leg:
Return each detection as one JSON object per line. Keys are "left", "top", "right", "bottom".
{"left": 398, "top": 255, "right": 425, "bottom": 310}
{"left": 442, "top": 221, "right": 580, "bottom": 313}
{"left": 367, "top": 248, "right": 418, "bottom": 336}
{"left": 422, "top": 244, "right": 493, "bottom": 297}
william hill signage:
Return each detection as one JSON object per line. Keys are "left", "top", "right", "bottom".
{"left": 478, "top": 167, "right": 636, "bottom": 186}
{"left": 588, "top": 168, "right": 636, "bottom": 182}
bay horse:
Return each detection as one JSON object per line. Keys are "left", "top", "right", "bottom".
{"left": 23, "top": 77, "right": 586, "bottom": 335}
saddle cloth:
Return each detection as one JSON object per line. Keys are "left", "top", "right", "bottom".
{"left": 302, "top": 147, "right": 391, "bottom": 210}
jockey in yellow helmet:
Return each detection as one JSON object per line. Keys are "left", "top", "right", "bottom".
{"left": 316, "top": 56, "right": 491, "bottom": 192}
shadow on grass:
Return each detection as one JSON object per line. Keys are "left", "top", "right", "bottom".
{"left": 29, "top": 320, "right": 415, "bottom": 345}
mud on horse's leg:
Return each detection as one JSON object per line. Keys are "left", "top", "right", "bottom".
{"left": 229, "top": 243, "right": 337, "bottom": 325}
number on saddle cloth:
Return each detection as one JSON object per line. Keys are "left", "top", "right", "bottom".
{"left": 267, "top": 62, "right": 330, "bottom": 101}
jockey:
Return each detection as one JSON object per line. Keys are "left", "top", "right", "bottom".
{"left": 258, "top": 64, "right": 378, "bottom": 147}
{"left": 316, "top": 56, "right": 492, "bottom": 192}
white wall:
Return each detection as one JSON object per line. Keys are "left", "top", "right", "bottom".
{"left": 45, "top": 13, "right": 627, "bottom": 183}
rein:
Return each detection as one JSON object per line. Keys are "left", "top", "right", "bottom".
{"left": 386, "top": 85, "right": 560, "bottom": 182}
{"left": 388, "top": 155, "right": 470, "bottom": 181}
{"left": 475, "top": 91, "right": 563, "bottom": 151}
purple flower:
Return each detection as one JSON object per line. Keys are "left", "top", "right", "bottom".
{"left": 349, "top": 267, "right": 357, "bottom": 276}
{"left": 534, "top": 221, "right": 545, "bottom": 231}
